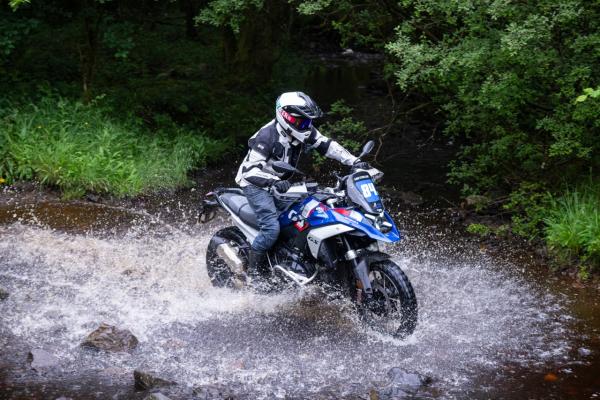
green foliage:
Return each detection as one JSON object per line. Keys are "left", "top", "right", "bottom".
{"left": 545, "top": 184, "right": 600, "bottom": 274}
{"left": 103, "top": 20, "right": 135, "bottom": 60}
{"left": 8, "top": 0, "right": 29, "bottom": 10}
{"left": 503, "top": 182, "right": 552, "bottom": 239}
{"left": 196, "top": 0, "right": 263, "bottom": 32}
{"left": 295, "top": 0, "right": 395, "bottom": 49}
{"left": 313, "top": 100, "right": 367, "bottom": 165}
{"left": 575, "top": 87, "right": 600, "bottom": 104}
{"left": 466, "top": 222, "right": 509, "bottom": 237}
{"left": 0, "top": 11, "right": 37, "bottom": 60}
{"left": 0, "top": 96, "right": 228, "bottom": 198}
{"left": 466, "top": 223, "right": 492, "bottom": 237}
{"left": 387, "top": 0, "right": 600, "bottom": 197}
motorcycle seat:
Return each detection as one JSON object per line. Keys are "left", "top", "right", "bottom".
{"left": 219, "top": 193, "right": 259, "bottom": 230}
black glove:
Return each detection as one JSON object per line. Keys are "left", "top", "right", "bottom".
{"left": 272, "top": 180, "right": 291, "bottom": 193}
{"left": 353, "top": 160, "right": 370, "bottom": 170}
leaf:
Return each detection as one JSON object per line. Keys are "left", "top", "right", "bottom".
{"left": 575, "top": 95, "right": 588, "bottom": 103}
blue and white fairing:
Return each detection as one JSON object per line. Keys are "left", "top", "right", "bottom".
{"left": 279, "top": 194, "right": 401, "bottom": 244}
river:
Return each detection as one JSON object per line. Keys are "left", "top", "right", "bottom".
{"left": 0, "top": 175, "right": 598, "bottom": 399}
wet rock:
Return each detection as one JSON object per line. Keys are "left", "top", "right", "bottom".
{"left": 398, "top": 191, "right": 424, "bottom": 206}
{"left": 0, "top": 287, "right": 8, "bottom": 300}
{"left": 85, "top": 193, "right": 100, "bottom": 203}
{"left": 544, "top": 372, "right": 558, "bottom": 382}
{"left": 384, "top": 187, "right": 424, "bottom": 206}
{"left": 376, "top": 367, "right": 430, "bottom": 398}
{"left": 27, "top": 349, "right": 59, "bottom": 370}
{"left": 192, "top": 384, "right": 237, "bottom": 399}
{"left": 578, "top": 347, "right": 592, "bottom": 357}
{"left": 342, "top": 48, "right": 354, "bottom": 56}
{"left": 81, "top": 323, "right": 138, "bottom": 352}
{"left": 134, "top": 370, "right": 176, "bottom": 390}
{"left": 144, "top": 393, "right": 171, "bottom": 400}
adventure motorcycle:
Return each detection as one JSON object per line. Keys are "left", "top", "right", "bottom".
{"left": 200, "top": 141, "right": 417, "bottom": 338}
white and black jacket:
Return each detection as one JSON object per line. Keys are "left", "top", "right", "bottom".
{"left": 235, "top": 120, "right": 358, "bottom": 188}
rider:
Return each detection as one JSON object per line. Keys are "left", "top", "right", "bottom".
{"left": 235, "top": 91, "right": 369, "bottom": 280}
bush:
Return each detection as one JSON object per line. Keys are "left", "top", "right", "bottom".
{"left": 313, "top": 100, "right": 368, "bottom": 166}
{"left": 386, "top": 1, "right": 600, "bottom": 197}
{"left": 0, "top": 96, "right": 228, "bottom": 198}
{"left": 545, "top": 184, "right": 600, "bottom": 275}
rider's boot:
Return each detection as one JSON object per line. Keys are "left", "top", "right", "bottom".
{"left": 247, "top": 249, "right": 271, "bottom": 292}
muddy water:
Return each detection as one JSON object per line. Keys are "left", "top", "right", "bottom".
{"left": 0, "top": 197, "right": 598, "bottom": 399}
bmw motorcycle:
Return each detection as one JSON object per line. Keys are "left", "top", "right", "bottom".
{"left": 200, "top": 141, "right": 417, "bottom": 338}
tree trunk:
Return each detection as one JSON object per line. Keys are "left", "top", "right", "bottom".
{"left": 183, "top": 0, "right": 199, "bottom": 39}
{"left": 81, "top": 17, "right": 97, "bottom": 103}
{"left": 80, "top": 4, "right": 100, "bottom": 103}
{"left": 232, "top": 0, "right": 288, "bottom": 85}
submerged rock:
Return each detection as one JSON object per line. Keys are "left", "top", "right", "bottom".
{"left": 578, "top": 347, "right": 592, "bottom": 357}
{"left": 27, "top": 349, "right": 59, "bottom": 370}
{"left": 375, "top": 367, "right": 430, "bottom": 398}
{"left": 0, "top": 287, "right": 9, "bottom": 300}
{"left": 134, "top": 370, "right": 176, "bottom": 390}
{"left": 192, "top": 384, "right": 238, "bottom": 399}
{"left": 81, "top": 323, "right": 138, "bottom": 352}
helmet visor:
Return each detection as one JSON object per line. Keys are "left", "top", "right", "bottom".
{"left": 281, "top": 109, "right": 312, "bottom": 131}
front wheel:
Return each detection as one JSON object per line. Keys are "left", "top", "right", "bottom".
{"left": 357, "top": 259, "right": 418, "bottom": 339}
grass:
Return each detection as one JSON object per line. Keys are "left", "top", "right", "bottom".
{"left": 544, "top": 184, "right": 600, "bottom": 276}
{"left": 0, "top": 96, "right": 228, "bottom": 198}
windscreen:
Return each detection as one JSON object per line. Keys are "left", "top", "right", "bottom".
{"left": 347, "top": 171, "right": 384, "bottom": 214}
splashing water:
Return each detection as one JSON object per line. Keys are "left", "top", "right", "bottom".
{"left": 0, "top": 204, "right": 578, "bottom": 399}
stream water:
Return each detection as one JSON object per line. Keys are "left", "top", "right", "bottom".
{"left": 0, "top": 185, "right": 598, "bottom": 399}
{"left": 1, "top": 53, "right": 599, "bottom": 399}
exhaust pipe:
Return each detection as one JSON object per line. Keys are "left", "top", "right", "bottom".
{"left": 216, "top": 243, "right": 244, "bottom": 275}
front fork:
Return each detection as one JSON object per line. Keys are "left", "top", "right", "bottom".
{"left": 342, "top": 236, "right": 373, "bottom": 303}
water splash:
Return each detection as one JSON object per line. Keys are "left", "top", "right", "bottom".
{"left": 0, "top": 206, "right": 576, "bottom": 398}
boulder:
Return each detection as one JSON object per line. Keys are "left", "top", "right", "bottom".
{"left": 81, "top": 323, "right": 138, "bottom": 352}
{"left": 0, "top": 287, "right": 9, "bottom": 300}
{"left": 134, "top": 370, "right": 176, "bottom": 391}
{"left": 397, "top": 191, "right": 424, "bottom": 206}
{"left": 27, "top": 349, "right": 59, "bottom": 370}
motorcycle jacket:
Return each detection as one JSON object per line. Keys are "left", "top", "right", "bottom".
{"left": 235, "top": 120, "right": 358, "bottom": 188}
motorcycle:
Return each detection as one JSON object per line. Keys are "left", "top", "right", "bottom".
{"left": 200, "top": 141, "right": 417, "bottom": 338}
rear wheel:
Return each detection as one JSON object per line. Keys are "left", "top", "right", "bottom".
{"left": 206, "top": 226, "right": 249, "bottom": 289}
{"left": 357, "top": 259, "right": 418, "bottom": 339}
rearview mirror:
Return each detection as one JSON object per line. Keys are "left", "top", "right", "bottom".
{"left": 357, "top": 140, "right": 375, "bottom": 159}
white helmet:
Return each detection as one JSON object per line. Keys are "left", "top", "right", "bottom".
{"left": 275, "top": 91, "right": 323, "bottom": 142}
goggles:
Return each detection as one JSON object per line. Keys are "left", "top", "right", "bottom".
{"left": 281, "top": 109, "right": 312, "bottom": 131}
